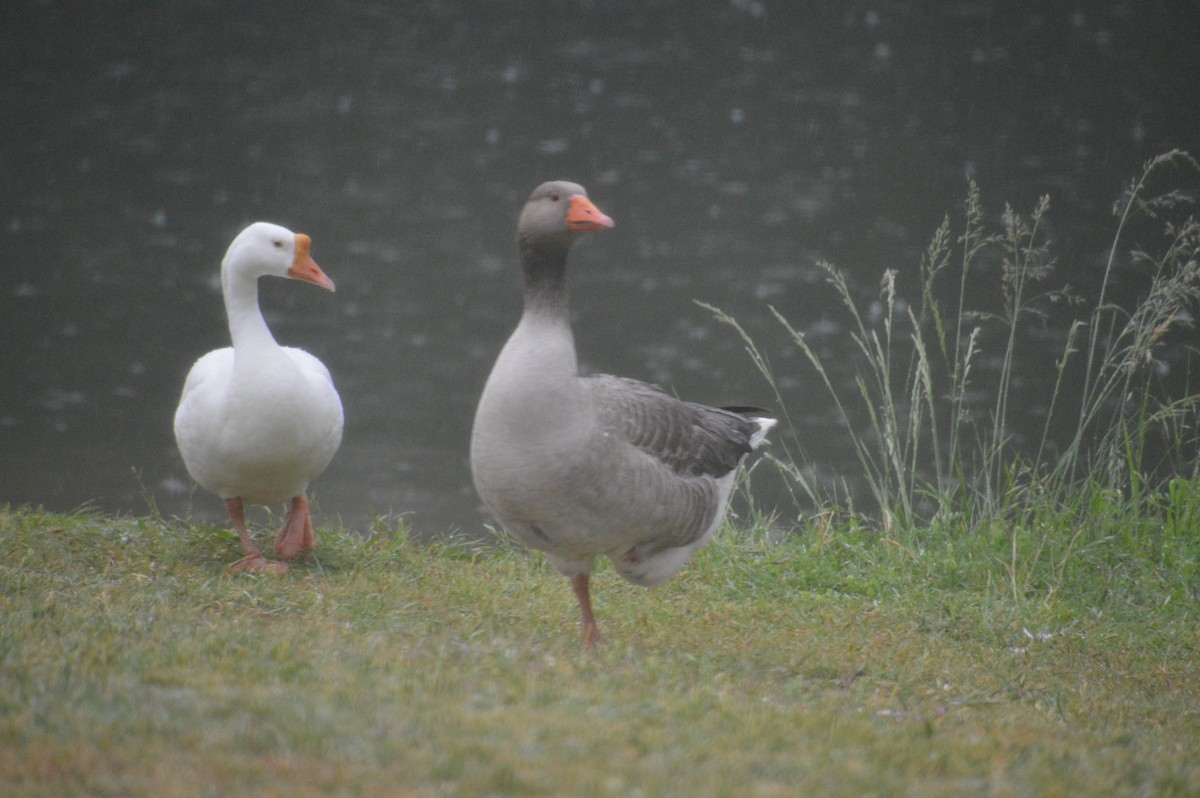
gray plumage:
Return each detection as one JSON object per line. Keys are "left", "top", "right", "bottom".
{"left": 470, "top": 181, "right": 775, "bottom": 644}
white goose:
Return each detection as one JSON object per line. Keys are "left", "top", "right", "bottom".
{"left": 470, "top": 181, "right": 775, "bottom": 645}
{"left": 174, "top": 222, "right": 343, "bottom": 574}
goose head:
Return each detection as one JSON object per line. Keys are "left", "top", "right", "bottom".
{"left": 518, "top": 181, "right": 614, "bottom": 251}
{"left": 222, "top": 221, "right": 335, "bottom": 292}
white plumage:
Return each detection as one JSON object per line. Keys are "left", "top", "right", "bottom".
{"left": 174, "top": 222, "right": 343, "bottom": 573}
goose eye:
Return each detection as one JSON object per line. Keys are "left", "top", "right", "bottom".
{"left": 272, "top": 239, "right": 284, "bottom": 249}
{"left": 550, "top": 192, "right": 561, "bottom": 202}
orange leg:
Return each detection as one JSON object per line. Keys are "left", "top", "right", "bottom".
{"left": 274, "top": 495, "right": 316, "bottom": 560}
{"left": 225, "top": 497, "right": 288, "bottom": 574}
{"left": 571, "top": 572, "right": 601, "bottom": 647}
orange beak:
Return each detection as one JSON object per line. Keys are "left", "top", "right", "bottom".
{"left": 566, "top": 195, "right": 615, "bottom": 232}
{"left": 287, "top": 233, "right": 335, "bottom": 291}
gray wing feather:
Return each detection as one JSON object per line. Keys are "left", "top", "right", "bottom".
{"left": 587, "top": 374, "right": 759, "bottom": 479}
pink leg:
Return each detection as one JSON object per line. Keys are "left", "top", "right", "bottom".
{"left": 274, "top": 495, "right": 316, "bottom": 560}
{"left": 571, "top": 572, "right": 601, "bottom": 648}
{"left": 225, "top": 498, "right": 288, "bottom": 574}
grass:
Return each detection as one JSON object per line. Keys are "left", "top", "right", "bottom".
{"left": 2, "top": 501, "right": 1199, "bottom": 797}
{"left": 706, "top": 150, "right": 1200, "bottom": 529}
{"left": 5, "top": 153, "right": 1200, "bottom": 795}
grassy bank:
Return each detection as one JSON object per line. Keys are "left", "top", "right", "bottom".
{"left": 2, "top": 503, "right": 1198, "bottom": 796}
{"left": 5, "top": 153, "right": 1199, "bottom": 796}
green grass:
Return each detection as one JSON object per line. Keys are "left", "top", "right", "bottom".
{"left": 3, "top": 502, "right": 1198, "bottom": 796}
{"left": 6, "top": 152, "right": 1199, "bottom": 796}
{"left": 707, "top": 150, "right": 1200, "bottom": 529}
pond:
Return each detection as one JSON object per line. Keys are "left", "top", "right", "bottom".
{"left": 2, "top": 2, "right": 1197, "bottom": 535}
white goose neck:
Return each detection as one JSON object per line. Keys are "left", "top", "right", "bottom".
{"left": 222, "top": 267, "right": 279, "bottom": 353}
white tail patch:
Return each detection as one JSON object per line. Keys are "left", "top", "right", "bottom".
{"left": 748, "top": 417, "right": 777, "bottom": 449}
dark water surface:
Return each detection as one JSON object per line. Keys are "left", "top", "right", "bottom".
{"left": 3, "top": 2, "right": 1198, "bottom": 535}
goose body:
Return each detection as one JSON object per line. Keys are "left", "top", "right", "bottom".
{"left": 174, "top": 222, "right": 343, "bottom": 573}
{"left": 470, "top": 182, "right": 774, "bottom": 644}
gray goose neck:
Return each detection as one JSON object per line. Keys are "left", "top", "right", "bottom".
{"left": 519, "top": 236, "right": 571, "bottom": 320}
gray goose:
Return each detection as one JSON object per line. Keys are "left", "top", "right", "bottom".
{"left": 470, "top": 181, "right": 775, "bottom": 646}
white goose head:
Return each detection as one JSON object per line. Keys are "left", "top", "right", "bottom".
{"left": 222, "top": 221, "right": 335, "bottom": 292}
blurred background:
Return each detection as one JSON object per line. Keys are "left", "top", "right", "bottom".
{"left": 2, "top": 1, "right": 1198, "bottom": 536}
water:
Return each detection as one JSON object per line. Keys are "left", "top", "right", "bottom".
{"left": 3, "top": 2, "right": 1198, "bottom": 535}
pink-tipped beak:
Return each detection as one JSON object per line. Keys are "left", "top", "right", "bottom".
{"left": 287, "top": 233, "right": 335, "bottom": 291}
{"left": 566, "top": 195, "right": 615, "bottom": 232}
